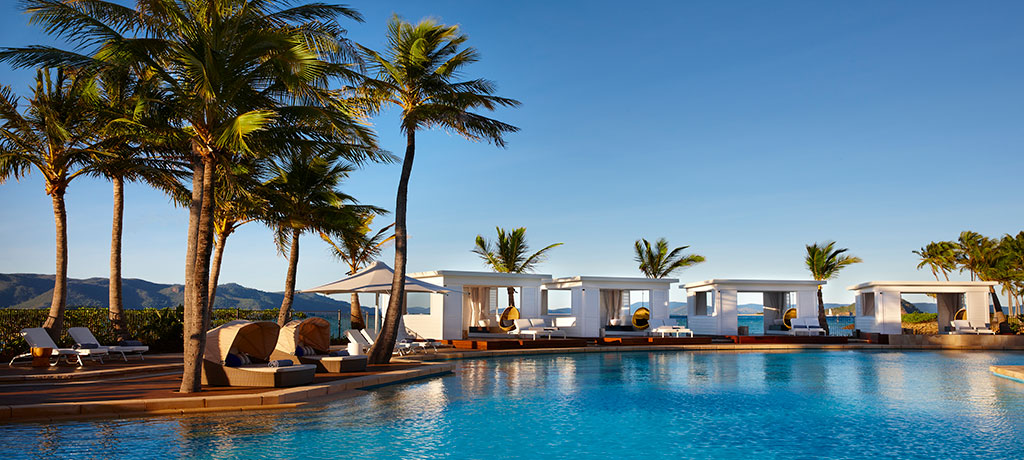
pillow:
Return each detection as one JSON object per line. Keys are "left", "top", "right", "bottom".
{"left": 303, "top": 345, "right": 317, "bottom": 356}
{"left": 329, "top": 350, "right": 349, "bottom": 357}
{"left": 294, "top": 346, "right": 305, "bottom": 357}
{"left": 224, "top": 353, "right": 242, "bottom": 367}
{"left": 120, "top": 339, "right": 143, "bottom": 347}
{"left": 238, "top": 352, "right": 252, "bottom": 365}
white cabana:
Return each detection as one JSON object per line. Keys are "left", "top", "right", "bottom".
{"left": 542, "top": 276, "right": 677, "bottom": 337}
{"left": 848, "top": 281, "right": 997, "bottom": 335}
{"left": 301, "top": 261, "right": 454, "bottom": 335}
{"left": 405, "top": 270, "right": 553, "bottom": 340}
{"left": 682, "top": 279, "right": 823, "bottom": 335}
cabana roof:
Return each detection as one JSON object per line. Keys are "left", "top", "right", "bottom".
{"left": 410, "top": 270, "right": 553, "bottom": 286}
{"left": 848, "top": 280, "right": 997, "bottom": 293}
{"left": 683, "top": 279, "right": 825, "bottom": 291}
{"left": 544, "top": 276, "right": 678, "bottom": 290}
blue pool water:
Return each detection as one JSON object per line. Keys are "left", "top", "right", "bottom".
{"left": 3, "top": 350, "right": 1024, "bottom": 459}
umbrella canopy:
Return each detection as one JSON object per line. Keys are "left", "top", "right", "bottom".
{"left": 301, "top": 260, "right": 453, "bottom": 294}
{"left": 205, "top": 320, "right": 280, "bottom": 363}
{"left": 276, "top": 317, "right": 331, "bottom": 354}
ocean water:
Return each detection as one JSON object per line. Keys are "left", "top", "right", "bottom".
{"left": 673, "top": 315, "right": 855, "bottom": 336}
{"left": 4, "top": 350, "right": 1023, "bottom": 459}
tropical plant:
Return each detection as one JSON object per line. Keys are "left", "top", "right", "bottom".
{"left": 805, "top": 241, "right": 863, "bottom": 334}
{"left": 912, "top": 241, "right": 958, "bottom": 281}
{"left": 265, "top": 152, "right": 379, "bottom": 325}
{"left": 956, "top": 231, "right": 1008, "bottom": 324}
{"left": 634, "top": 238, "right": 705, "bottom": 279}
{"left": 320, "top": 214, "right": 394, "bottom": 330}
{"left": 91, "top": 67, "right": 188, "bottom": 340}
{"left": 0, "top": 68, "right": 104, "bottom": 340}
{"left": 473, "top": 227, "right": 562, "bottom": 308}
{"left": 3, "top": 0, "right": 385, "bottom": 392}
{"left": 358, "top": 16, "right": 520, "bottom": 363}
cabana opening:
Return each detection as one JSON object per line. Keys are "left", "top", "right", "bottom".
{"left": 850, "top": 281, "right": 995, "bottom": 335}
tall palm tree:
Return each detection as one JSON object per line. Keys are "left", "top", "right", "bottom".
{"left": 4, "top": 0, "right": 384, "bottom": 392}
{"left": 805, "top": 241, "right": 862, "bottom": 334}
{"left": 358, "top": 16, "right": 520, "bottom": 363}
{"left": 265, "top": 152, "right": 379, "bottom": 326}
{"left": 1000, "top": 232, "right": 1024, "bottom": 316}
{"left": 208, "top": 161, "right": 269, "bottom": 306}
{"left": 473, "top": 227, "right": 561, "bottom": 308}
{"left": 0, "top": 68, "right": 103, "bottom": 340}
{"left": 320, "top": 215, "right": 394, "bottom": 330}
{"left": 634, "top": 238, "right": 705, "bottom": 279}
{"left": 91, "top": 68, "right": 188, "bottom": 340}
{"left": 912, "top": 241, "right": 958, "bottom": 281}
{"left": 956, "top": 231, "right": 1007, "bottom": 325}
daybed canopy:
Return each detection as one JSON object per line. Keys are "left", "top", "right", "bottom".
{"left": 277, "top": 317, "right": 331, "bottom": 353}
{"left": 205, "top": 320, "right": 280, "bottom": 363}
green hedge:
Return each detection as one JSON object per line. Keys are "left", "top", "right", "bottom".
{"left": 0, "top": 307, "right": 305, "bottom": 360}
{"left": 901, "top": 312, "right": 938, "bottom": 324}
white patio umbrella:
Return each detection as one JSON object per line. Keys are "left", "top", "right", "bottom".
{"left": 300, "top": 261, "right": 454, "bottom": 334}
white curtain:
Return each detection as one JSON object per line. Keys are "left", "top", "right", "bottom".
{"left": 468, "top": 287, "right": 491, "bottom": 326}
{"left": 600, "top": 289, "right": 622, "bottom": 325}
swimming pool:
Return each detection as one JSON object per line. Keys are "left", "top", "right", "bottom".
{"left": 3, "top": 350, "right": 1024, "bottom": 459}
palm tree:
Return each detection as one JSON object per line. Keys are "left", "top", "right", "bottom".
{"left": 956, "top": 231, "right": 1008, "bottom": 325}
{"left": 358, "top": 16, "right": 520, "bottom": 364}
{"left": 4, "top": 0, "right": 384, "bottom": 392}
{"left": 208, "top": 161, "right": 269, "bottom": 306}
{"left": 265, "top": 152, "right": 380, "bottom": 326}
{"left": 1000, "top": 232, "right": 1024, "bottom": 316}
{"left": 0, "top": 68, "right": 103, "bottom": 340}
{"left": 912, "top": 241, "right": 958, "bottom": 281}
{"left": 473, "top": 227, "right": 562, "bottom": 308}
{"left": 320, "top": 215, "right": 394, "bottom": 330}
{"left": 91, "top": 68, "right": 188, "bottom": 340}
{"left": 634, "top": 238, "right": 705, "bottom": 279}
{"left": 805, "top": 241, "right": 862, "bottom": 334}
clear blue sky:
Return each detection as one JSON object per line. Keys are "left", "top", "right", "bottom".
{"left": 0, "top": 1, "right": 1022, "bottom": 304}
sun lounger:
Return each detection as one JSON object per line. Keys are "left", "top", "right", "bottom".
{"left": 68, "top": 327, "right": 148, "bottom": 362}
{"left": 970, "top": 321, "right": 996, "bottom": 335}
{"left": 951, "top": 320, "right": 995, "bottom": 335}
{"left": 8, "top": 327, "right": 108, "bottom": 366}
{"left": 648, "top": 319, "right": 694, "bottom": 337}
{"left": 272, "top": 318, "right": 367, "bottom": 372}
{"left": 347, "top": 329, "right": 423, "bottom": 355}
{"left": 202, "top": 320, "right": 316, "bottom": 387}
{"left": 790, "top": 317, "right": 826, "bottom": 336}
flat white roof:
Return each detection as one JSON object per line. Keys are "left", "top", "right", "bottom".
{"left": 683, "top": 279, "right": 825, "bottom": 290}
{"left": 847, "top": 280, "right": 998, "bottom": 291}
{"left": 544, "top": 276, "right": 678, "bottom": 289}
{"left": 409, "top": 270, "right": 552, "bottom": 281}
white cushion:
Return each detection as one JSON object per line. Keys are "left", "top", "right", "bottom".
{"left": 554, "top": 317, "right": 577, "bottom": 328}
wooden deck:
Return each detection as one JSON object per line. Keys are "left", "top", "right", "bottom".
{"left": 444, "top": 338, "right": 589, "bottom": 350}
{"left": 727, "top": 335, "right": 849, "bottom": 345}
{"left": 595, "top": 337, "right": 713, "bottom": 346}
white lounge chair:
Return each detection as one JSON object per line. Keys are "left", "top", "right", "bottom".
{"left": 649, "top": 319, "right": 694, "bottom": 337}
{"left": 68, "top": 327, "right": 149, "bottom": 362}
{"left": 512, "top": 318, "right": 573, "bottom": 340}
{"left": 951, "top": 320, "right": 995, "bottom": 335}
{"left": 971, "top": 321, "right": 996, "bottom": 335}
{"left": 8, "top": 328, "right": 108, "bottom": 366}
{"left": 790, "top": 317, "right": 826, "bottom": 336}
{"left": 345, "top": 329, "right": 417, "bottom": 355}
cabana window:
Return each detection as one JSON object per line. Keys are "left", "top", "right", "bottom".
{"left": 543, "top": 289, "right": 572, "bottom": 316}
{"left": 406, "top": 292, "right": 432, "bottom": 315}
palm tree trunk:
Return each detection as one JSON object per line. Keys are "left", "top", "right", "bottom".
{"left": 816, "top": 286, "right": 830, "bottom": 335}
{"left": 42, "top": 190, "right": 68, "bottom": 342}
{"left": 109, "top": 176, "right": 127, "bottom": 341}
{"left": 506, "top": 286, "right": 516, "bottom": 308}
{"left": 208, "top": 228, "right": 229, "bottom": 307}
{"left": 277, "top": 228, "right": 301, "bottom": 326}
{"left": 180, "top": 155, "right": 216, "bottom": 393}
{"left": 350, "top": 293, "right": 365, "bottom": 330}
{"left": 369, "top": 130, "right": 415, "bottom": 364}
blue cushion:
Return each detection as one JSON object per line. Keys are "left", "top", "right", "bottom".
{"left": 329, "top": 350, "right": 349, "bottom": 357}
{"left": 76, "top": 343, "right": 99, "bottom": 349}
{"left": 224, "top": 353, "right": 242, "bottom": 367}
{"left": 294, "top": 346, "right": 305, "bottom": 357}
{"left": 268, "top": 359, "right": 293, "bottom": 368}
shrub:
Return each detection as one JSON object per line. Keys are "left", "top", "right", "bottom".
{"left": 902, "top": 312, "right": 938, "bottom": 324}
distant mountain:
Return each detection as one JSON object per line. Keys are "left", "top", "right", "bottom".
{"left": 0, "top": 273, "right": 348, "bottom": 311}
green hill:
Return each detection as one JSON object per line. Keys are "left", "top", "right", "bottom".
{"left": 0, "top": 273, "right": 348, "bottom": 311}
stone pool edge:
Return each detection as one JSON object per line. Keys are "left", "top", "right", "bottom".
{"left": 0, "top": 362, "right": 455, "bottom": 424}
{"left": 990, "top": 365, "right": 1024, "bottom": 384}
